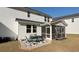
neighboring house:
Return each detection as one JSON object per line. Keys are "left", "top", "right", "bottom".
{"left": 54, "top": 13, "right": 79, "bottom": 34}
{"left": 0, "top": 7, "right": 66, "bottom": 42}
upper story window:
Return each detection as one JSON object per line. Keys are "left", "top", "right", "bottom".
{"left": 44, "top": 16, "right": 46, "bottom": 22}
{"left": 27, "top": 11, "right": 30, "bottom": 17}
{"left": 72, "top": 18, "right": 74, "bottom": 22}
{"left": 44, "top": 17, "right": 50, "bottom": 22}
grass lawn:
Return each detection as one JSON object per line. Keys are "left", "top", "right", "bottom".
{"left": 0, "top": 34, "right": 79, "bottom": 52}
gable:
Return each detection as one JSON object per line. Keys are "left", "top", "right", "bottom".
{"left": 51, "top": 20, "right": 67, "bottom": 26}
{"left": 56, "top": 22, "right": 65, "bottom": 26}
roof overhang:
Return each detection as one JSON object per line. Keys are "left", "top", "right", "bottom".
{"left": 54, "top": 13, "right": 79, "bottom": 20}
{"left": 9, "top": 7, "right": 52, "bottom": 18}
{"left": 16, "top": 18, "right": 44, "bottom": 25}
{"left": 40, "top": 20, "right": 67, "bottom": 26}
{"left": 16, "top": 18, "right": 67, "bottom": 27}
{"left": 40, "top": 22, "right": 51, "bottom": 26}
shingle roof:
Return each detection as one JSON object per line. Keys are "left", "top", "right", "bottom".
{"left": 53, "top": 13, "right": 79, "bottom": 20}
{"left": 9, "top": 7, "right": 52, "bottom": 18}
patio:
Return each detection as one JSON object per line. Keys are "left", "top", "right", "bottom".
{"left": 19, "top": 35, "right": 51, "bottom": 50}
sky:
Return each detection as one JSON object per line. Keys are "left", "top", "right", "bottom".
{"left": 31, "top": 7, "right": 79, "bottom": 17}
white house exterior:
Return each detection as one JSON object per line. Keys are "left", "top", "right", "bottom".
{"left": 54, "top": 13, "right": 79, "bottom": 34}
{"left": 65, "top": 18, "right": 79, "bottom": 34}
{"left": 0, "top": 7, "right": 53, "bottom": 40}
{"left": 0, "top": 7, "right": 66, "bottom": 43}
{"left": 1, "top": 7, "right": 79, "bottom": 50}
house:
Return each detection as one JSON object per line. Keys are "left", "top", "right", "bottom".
{"left": 54, "top": 13, "right": 79, "bottom": 35}
{"left": 0, "top": 7, "right": 66, "bottom": 43}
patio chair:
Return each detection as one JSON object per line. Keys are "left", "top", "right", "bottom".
{"left": 25, "top": 36, "right": 38, "bottom": 46}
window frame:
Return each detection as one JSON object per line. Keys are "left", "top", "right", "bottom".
{"left": 26, "top": 25, "right": 37, "bottom": 33}
{"left": 27, "top": 11, "right": 30, "bottom": 17}
{"left": 26, "top": 25, "right": 31, "bottom": 33}
{"left": 33, "top": 25, "right": 37, "bottom": 33}
{"left": 44, "top": 16, "right": 46, "bottom": 22}
{"left": 72, "top": 18, "right": 74, "bottom": 22}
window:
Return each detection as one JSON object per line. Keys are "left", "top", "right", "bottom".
{"left": 72, "top": 18, "right": 74, "bottom": 22}
{"left": 61, "top": 27, "right": 65, "bottom": 32}
{"left": 33, "top": 25, "right": 37, "bottom": 33}
{"left": 44, "top": 16, "right": 46, "bottom": 22}
{"left": 47, "top": 27, "right": 50, "bottom": 34}
{"left": 48, "top": 17, "right": 49, "bottom": 22}
{"left": 26, "top": 25, "right": 31, "bottom": 33}
{"left": 26, "top": 25, "right": 37, "bottom": 33}
{"left": 27, "top": 11, "right": 30, "bottom": 17}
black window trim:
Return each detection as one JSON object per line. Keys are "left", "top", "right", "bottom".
{"left": 33, "top": 25, "right": 37, "bottom": 33}
{"left": 72, "top": 18, "right": 74, "bottom": 22}
{"left": 44, "top": 16, "right": 46, "bottom": 22}
{"left": 26, "top": 25, "right": 37, "bottom": 33}
{"left": 26, "top": 25, "right": 31, "bottom": 33}
{"left": 27, "top": 11, "right": 30, "bottom": 17}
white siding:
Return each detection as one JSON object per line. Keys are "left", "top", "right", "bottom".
{"left": 29, "top": 13, "right": 44, "bottom": 22}
{"left": 18, "top": 24, "right": 26, "bottom": 40}
{"left": 49, "top": 18, "right": 53, "bottom": 22}
{"left": 0, "top": 8, "right": 27, "bottom": 38}
{"left": 64, "top": 18, "right": 79, "bottom": 34}
{"left": 0, "top": 7, "right": 46, "bottom": 39}
{"left": 37, "top": 26, "right": 42, "bottom": 36}
{"left": 18, "top": 23, "right": 42, "bottom": 40}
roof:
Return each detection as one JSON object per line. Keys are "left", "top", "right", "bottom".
{"left": 16, "top": 18, "right": 44, "bottom": 24}
{"left": 9, "top": 7, "right": 52, "bottom": 18}
{"left": 53, "top": 13, "right": 79, "bottom": 20}
{"left": 16, "top": 18, "right": 67, "bottom": 26}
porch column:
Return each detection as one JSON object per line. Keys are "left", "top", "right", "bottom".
{"left": 65, "top": 27, "right": 67, "bottom": 38}
{"left": 50, "top": 25, "right": 52, "bottom": 40}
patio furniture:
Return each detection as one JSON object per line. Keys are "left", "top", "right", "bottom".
{"left": 20, "top": 34, "right": 45, "bottom": 47}
{"left": 29, "top": 35, "right": 44, "bottom": 42}
{"left": 25, "top": 34, "right": 44, "bottom": 45}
